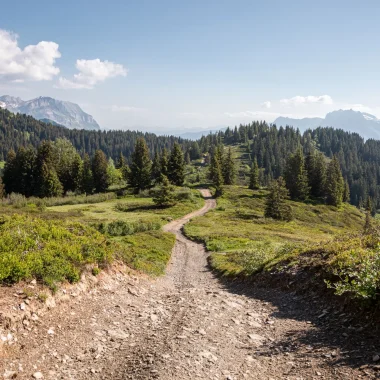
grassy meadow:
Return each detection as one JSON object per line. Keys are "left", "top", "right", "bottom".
{"left": 184, "top": 185, "right": 366, "bottom": 281}
{"left": 0, "top": 187, "right": 204, "bottom": 289}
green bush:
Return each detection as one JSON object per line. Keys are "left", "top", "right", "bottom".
{"left": 0, "top": 215, "right": 112, "bottom": 289}
{"left": 98, "top": 219, "right": 161, "bottom": 236}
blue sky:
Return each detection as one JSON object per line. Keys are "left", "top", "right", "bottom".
{"left": 1, "top": 0, "right": 380, "bottom": 131}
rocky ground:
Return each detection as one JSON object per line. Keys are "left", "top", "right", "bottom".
{"left": 1, "top": 189, "right": 380, "bottom": 379}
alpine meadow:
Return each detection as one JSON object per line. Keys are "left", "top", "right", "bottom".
{"left": 1, "top": 2, "right": 380, "bottom": 379}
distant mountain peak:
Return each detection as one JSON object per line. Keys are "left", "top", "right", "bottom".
{"left": 274, "top": 109, "right": 380, "bottom": 140}
{"left": 0, "top": 95, "right": 100, "bottom": 131}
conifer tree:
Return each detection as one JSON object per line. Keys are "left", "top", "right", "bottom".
{"left": 3, "top": 149, "right": 17, "bottom": 194}
{"left": 92, "top": 150, "right": 110, "bottom": 193}
{"left": 325, "top": 155, "right": 344, "bottom": 207}
{"left": 249, "top": 158, "right": 259, "bottom": 190}
{"left": 116, "top": 153, "right": 126, "bottom": 169}
{"left": 39, "top": 162, "right": 63, "bottom": 197}
{"left": 34, "top": 141, "right": 59, "bottom": 198}
{"left": 81, "top": 154, "right": 94, "bottom": 194}
{"left": 343, "top": 179, "right": 350, "bottom": 203}
{"left": 222, "top": 147, "right": 236, "bottom": 185}
{"left": 168, "top": 143, "right": 185, "bottom": 186}
{"left": 129, "top": 138, "right": 152, "bottom": 192}
{"left": 285, "top": 148, "right": 309, "bottom": 200}
{"left": 160, "top": 148, "right": 169, "bottom": 177}
{"left": 151, "top": 152, "right": 162, "bottom": 183}
{"left": 153, "top": 174, "right": 175, "bottom": 206}
{"left": 209, "top": 152, "right": 224, "bottom": 196}
{"left": 265, "top": 177, "right": 292, "bottom": 221}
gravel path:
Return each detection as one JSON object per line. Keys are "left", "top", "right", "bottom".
{"left": 1, "top": 189, "right": 377, "bottom": 379}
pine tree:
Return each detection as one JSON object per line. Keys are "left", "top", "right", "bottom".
{"left": 34, "top": 141, "right": 60, "bottom": 198}
{"left": 160, "top": 148, "right": 169, "bottom": 177}
{"left": 325, "top": 155, "right": 344, "bottom": 206}
{"left": 222, "top": 147, "right": 236, "bottom": 185}
{"left": 81, "top": 154, "right": 94, "bottom": 194}
{"left": 3, "top": 149, "right": 17, "bottom": 194}
{"left": 168, "top": 143, "right": 185, "bottom": 186}
{"left": 151, "top": 152, "right": 162, "bottom": 183}
{"left": 343, "top": 179, "right": 350, "bottom": 203}
{"left": 39, "top": 162, "right": 63, "bottom": 197}
{"left": 92, "top": 150, "right": 110, "bottom": 193}
{"left": 249, "top": 158, "right": 259, "bottom": 190}
{"left": 265, "top": 177, "right": 292, "bottom": 221}
{"left": 129, "top": 138, "right": 152, "bottom": 192}
{"left": 153, "top": 174, "right": 175, "bottom": 206}
{"left": 116, "top": 153, "right": 126, "bottom": 169}
{"left": 285, "top": 148, "right": 310, "bottom": 200}
{"left": 210, "top": 152, "right": 224, "bottom": 196}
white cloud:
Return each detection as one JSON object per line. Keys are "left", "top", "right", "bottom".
{"left": 280, "top": 95, "right": 333, "bottom": 106}
{"left": 0, "top": 29, "right": 61, "bottom": 82}
{"left": 58, "top": 59, "right": 127, "bottom": 89}
{"left": 261, "top": 101, "right": 271, "bottom": 109}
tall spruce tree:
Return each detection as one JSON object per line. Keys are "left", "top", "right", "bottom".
{"left": 34, "top": 141, "right": 61, "bottom": 198}
{"left": 265, "top": 177, "right": 292, "bottom": 221}
{"left": 0, "top": 177, "right": 4, "bottom": 199}
{"left": 116, "top": 153, "right": 126, "bottom": 169}
{"left": 285, "top": 148, "right": 309, "bottom": 200}
{"left": 325, "top": 155, "right": 344, "bottom": 207}
{"left": 343, "top": 179, "right": 350, "bottom": 203}
{"left": 308, "top": 152, "right": 326, "bottom": 198}
{"left": 168, "top": 142, "right": 185, "bottom": 186}
{"left": 81, "top": 154, "right": 94, "bottom": 194}
{"left": 39, "top": 162, "right": 63, "bottom": 197}
{"left": 129, "top": 138, "right": 152, "bottom": 192}
{"left": 3, "top": 149, "right": 17, "bottom": 194}
{"left": 92, "top": 150, "right": 110, "bottom": 193}
{"left": 249, "top": 158, "right": 260, "bottom": 190}
{"left": 151, "top": 152, "right": 162, "bottom": 183}
{"left": 222, "top": 147, "right": 236, "bottom": 185}
{"left": 160, "top": 148, "right": 169, "bottom": 177}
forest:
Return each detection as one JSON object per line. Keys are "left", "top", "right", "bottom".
{"left": 1, "top": 108, "right": 380, "bottom": 211}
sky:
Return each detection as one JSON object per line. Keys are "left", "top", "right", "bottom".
{"left": 1, "top": 0, "right": 380, "bottom": 132}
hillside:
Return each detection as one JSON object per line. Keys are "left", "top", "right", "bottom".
{"left": 0, "top": 95, "right": 100, "bottom": 131}
{"left": 0, "top": 108, "right": 192, "bottom": 161}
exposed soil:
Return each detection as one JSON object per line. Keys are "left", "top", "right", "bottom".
{"left": 1, "top": 189, "right": 379, "bottom": 379}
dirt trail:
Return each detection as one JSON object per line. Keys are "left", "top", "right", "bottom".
{"left": 1, "top": 190, "right": 376, "bottom": 379}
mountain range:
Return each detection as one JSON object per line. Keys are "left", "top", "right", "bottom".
{"left": 0, "top": 95, "right": 100, "bottom": 131}
{"left": 274, "top": 109, "right": 380, "bottom": 140}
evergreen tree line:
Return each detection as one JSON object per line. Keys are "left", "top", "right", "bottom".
{"left": 0, "top": 109, "right": 197, "bottom": 163}
{"left": 2, "top": 108, "right": 380, "bottom": 209}
{"left": 283, "top": 148, "right": 349, "bottom": 207}
{"left": 199, "top": 121, "right": 380, "bottom": 210}
{"left": 1, "top": 137, "right": 186, "bottom": 198}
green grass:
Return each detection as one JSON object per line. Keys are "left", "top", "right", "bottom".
{"left": 114, "top": 231, "right": 176, "bottom": 276}
{"left": 184, "top": 185, "right": 365, "bottom": 277}
{"left": 0, "top": 187, "right": 204, "bottom": 287}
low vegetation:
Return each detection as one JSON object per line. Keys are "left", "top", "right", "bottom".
{"left": 0, "top": 214, "right": 112, "bottom": 291}
{"left": 183, "top": 186, "right": 380, "bottom": 301}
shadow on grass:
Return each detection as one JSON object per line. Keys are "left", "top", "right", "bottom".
{"left": 118, "top": 204, "right": 170, "bottom": 212}
{"left": 212, "top": 269, "right": 380, "bottom": 373}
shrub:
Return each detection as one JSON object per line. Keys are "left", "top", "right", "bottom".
{"left": 0, "top": 215, "right": 113, "bottom": 289}
{"left": 98, "top": 220, "right": 161, "bottom": 236}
